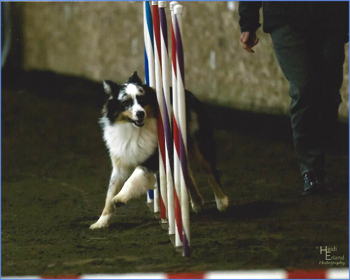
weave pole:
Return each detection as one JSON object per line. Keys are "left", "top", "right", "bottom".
{"left": 174, "top": 4, "right": 190, "bottom": 257}
{"left": 143, "top": 1, "right": 155, "bottom": 205}
{"left": 144, "top": 1, "right": 189, "bottom": 256}
{"left": 159, "top": 1, "right": 175, "bottom": 236}
{"left": 152, "top": 1, "right": 167, "bottom": 222}
{"left": 170, "top": 1, "right": 182, "bottom": 248}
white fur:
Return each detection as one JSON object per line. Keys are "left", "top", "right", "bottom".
{"left": 112, "top": 166, "right": 156, "bottom": 205}
{"left": 103, "top": 81, "right": 112, "bottom": 95}
{"left": 90, "top": 213, "right": 113, "bottom": 229}
{"left": 216, "top": 195, "right": 229, "bottom": 212}
{"left": 131, "top": 102, "right": 146, "bottom": 120}
{"left": 123, "top": 84, "right": 144, "bottom": 99}
{"left": 101, "top": 116, "right": 157, "bottom": 167}
{"left": 90, "top": 115, "right": 158, "bottom": 229}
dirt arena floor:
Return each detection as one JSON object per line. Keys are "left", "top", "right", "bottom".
{"left": 2, "top": 70, "right": 349, "bottom": 277}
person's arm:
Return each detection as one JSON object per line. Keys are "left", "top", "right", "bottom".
{"left": 238, "top": 1, "right": 262, "bottom": 53}
{"left": 239, "top": 1, "right": 262, "bottom": 33}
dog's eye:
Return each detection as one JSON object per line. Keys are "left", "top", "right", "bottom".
{"left": 121, "top": 99, "right": 132, "bottom": 107}
{"left": 137, "top": 96, "right": 146, "bottom": 105}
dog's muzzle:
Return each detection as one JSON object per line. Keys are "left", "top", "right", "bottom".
{"left": 132, "top": 111, "right": 146, "bottom": 127}
{"left": 133, "top": 119, "right": 145, "bottom": 127}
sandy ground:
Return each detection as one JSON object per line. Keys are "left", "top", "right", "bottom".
{"left": 1, "top": 70, "right": 348, "bottom": 276}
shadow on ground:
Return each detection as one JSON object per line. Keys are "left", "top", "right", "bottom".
{"left": 2, "top": 69, "right": 349, "bottom": 276}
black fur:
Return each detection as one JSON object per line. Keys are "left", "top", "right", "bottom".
{"left": 103, "top": 73, "right": 158, "bottom": 125}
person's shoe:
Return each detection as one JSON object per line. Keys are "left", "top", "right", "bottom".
{"left": 302, "top": 172, "right": 328, "bottom": 196}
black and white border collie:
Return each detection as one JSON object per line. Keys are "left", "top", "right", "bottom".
{"left": 90, "top": 72, "right": 228, "bottom": 229}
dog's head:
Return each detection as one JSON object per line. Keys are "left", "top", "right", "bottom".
{"left": 103, "top": 72, "right": 157, "bottom": 127}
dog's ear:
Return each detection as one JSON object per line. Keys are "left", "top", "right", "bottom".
{"left": 103, "top": 80, "right": 119, "bottom": 96}
{"left": 127, "top": 71, "right": 143, "bottom": 85}
{"left": 143, "top": 84, "right": 157, "bottom": 103}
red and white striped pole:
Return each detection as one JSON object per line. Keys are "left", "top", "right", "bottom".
{"left": 152, "top": 1, "right": 167, "bottom": 221}
{"left": 159, "top": 1, "right": 175, "bottom": 236}
{"left": 4, "top": 268, "right": 350, "bottom": 279}
{"left": 174, "top": 3, "right": 190, "bottom": 257}
{"left": 170, "top": 1, "right": 183, "bottom": 249}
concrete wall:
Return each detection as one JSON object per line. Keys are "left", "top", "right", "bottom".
{"left": 9, "top": 2, "right": 349, "bottom": 119}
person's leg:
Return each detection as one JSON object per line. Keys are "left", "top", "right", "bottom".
{"left": 298, "top": 33, "right": 345, "bottom": 194}
{"left": 270, "top": 25, "right": 326, "bottom": 179}
{"left": 312, "top": 30, "right": 345, "bottom": 145}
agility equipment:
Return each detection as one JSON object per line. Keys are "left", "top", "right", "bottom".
{"left": 174, "top": 3, "right": 190, "bottom": 257}
{"left": 144, "top": 1, "right": 190, "bottom": 257}
{"left": 4, "top": 268, "right": 349, "bottom": 279}
{"left": 159, "top": 1, "right": 175, "bottom": 237}
{"left": 143, "top": 1, "right": 155, "bottom": 205}
{"left": 152, "top": 1, "right": 166, "bottom": 218}
{"left": 170, "top": 0, "right": 183, "bottom": 251}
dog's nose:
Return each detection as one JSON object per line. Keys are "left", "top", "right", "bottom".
{"left": 136, "top": 111, "right": 145, "bottom": 119}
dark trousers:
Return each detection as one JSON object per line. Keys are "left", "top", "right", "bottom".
{"left": 270, "top": 25, "right": 345, "bottom": 177}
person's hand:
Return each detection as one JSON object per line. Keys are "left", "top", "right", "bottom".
{"left": 240, "top": 31, "right": 259, "bottom": 53}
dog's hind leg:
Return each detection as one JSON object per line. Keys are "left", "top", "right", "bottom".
{"left": 112, "top": 166, "right": 156, "bottom": 206}
{"left": 90, "top": 165, "right": 131, "bottom": 230}
{"left": 186, "top": 167, "right": 204, "bottom": 213}
{"left": 193, "top": 141, "right": 229, "bottom": 212}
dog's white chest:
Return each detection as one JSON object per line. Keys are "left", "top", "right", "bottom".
{"left": 103, "top": 118, "right": 158, "bottom": 167}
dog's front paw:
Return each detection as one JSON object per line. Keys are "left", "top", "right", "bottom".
{"left": 216, "top": 195, "right": 229, "bottom": 212}
{"left": 89, "top": 215, "right": 112, "bottom": 230}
